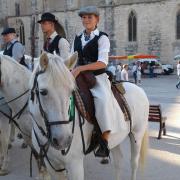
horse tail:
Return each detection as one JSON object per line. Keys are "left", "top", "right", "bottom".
{"left": 139, "top": 129, "right": 149, "bottom": 170}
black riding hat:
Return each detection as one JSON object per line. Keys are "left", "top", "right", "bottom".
{"left": 38, "top": 12, "right": 58, "bottom": 23}
{"left": 1, "top": 28, "right": 16, "bottom": 35}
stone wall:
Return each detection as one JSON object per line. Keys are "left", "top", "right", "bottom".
{"left": 0, "top": 0, "right": 179, "bottom": 64}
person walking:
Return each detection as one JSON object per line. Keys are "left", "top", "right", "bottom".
{"left": 121, "top": 64, "right": 129, "bottom": 81}
{"left": 132, "top": 62, "right": 137, "bottom": 84}
{"left": 115, "top": 63, "right": 122, "bottom": 82}
{"left": 137, "top": 62, "right": 142, "bottom": 85}
{"left": 71, "top": 6, "right": 127, "bottom": 157}
{"left": 176, "top": 61, "right": 180, "bottom": 89}
{"left": 107, "top": 62, "right": 116, "bottom": 82}
{"left": 38, "top": 12, "right": 70, "bottom": 59}
{"left": 1, "top": 27, "right": 27, "bottom": 67}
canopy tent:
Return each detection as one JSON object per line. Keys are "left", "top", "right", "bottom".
{"left": 174, "top": 55, "right": 180, "bottom": 60}
{"left": 109, "top": 54, "right": 158, "bottom": 60}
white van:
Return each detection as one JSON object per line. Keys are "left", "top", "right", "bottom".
{"left": 137, "top": 59, "right": 174, "bottom": 75}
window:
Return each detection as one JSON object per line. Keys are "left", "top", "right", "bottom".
{"left": 19, "top": 24, "right": 25, "bottom": 45}
{"left": 177, "top": 11, "right": 180, "bottom": 39}
{"left": 15, "top": 3, "right": 20, "bottom": 16}
{"left": 128, "top": 11, "right": 137, "bottom": 42}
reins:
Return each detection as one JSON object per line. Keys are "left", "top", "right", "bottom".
{"left": 30, "top": 69, "right": 76, "bottom": 172}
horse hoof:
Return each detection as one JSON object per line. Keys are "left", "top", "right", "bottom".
{"left": 17, "top": 133, "right": 23, "bottom": 139}
{"left": 35, "top": 175, "right": 51, "bottom": 180}
{"left": 0, "top": 169, "right": 9, "bottom": 176}
{"left": 8, "top": 144, "right": 12, "bottom": 149}
{"left": 100, "top": 158, "right": 109, "bottom": 164}
{"left": 21, "top": 143, "right": 28, "bottom": 149}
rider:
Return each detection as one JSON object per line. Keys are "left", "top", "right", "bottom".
{"left": 1, "top": 27, "right": 27, "bottom": 67}
{"left": 38, "top": 12, "right": 70, "bottom": 59}
{"left": 71, "top": 6, "right": 127, "bottom": 157}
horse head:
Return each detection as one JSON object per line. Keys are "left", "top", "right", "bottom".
{"left": 29, "top": 52, "right": 78, "bottom": 151}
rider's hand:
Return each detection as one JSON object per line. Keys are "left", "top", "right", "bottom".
{"left": 71, "top": 66, "right": 83, "bottom": 78}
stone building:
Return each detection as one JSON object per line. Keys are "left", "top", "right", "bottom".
{"left": 0, "top": 0, "right": 180, "bottom": 64}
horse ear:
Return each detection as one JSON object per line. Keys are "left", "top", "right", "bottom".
{"left": 40, "top": 52, "right": 49, "bottom": 70}
{"left": 64, "top": 52, "right": 78, "bottom": 69}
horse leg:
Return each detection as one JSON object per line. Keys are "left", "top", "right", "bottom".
{"left": 111, "top": 145, "right": 123, "bottom": 180}
{"left": 30, "top": 149, "right": 51, "bottom": 180}
{"left": 9, "top": 122, "right": 15, "bottom": 142}
{"left": 66, "top": 157, "right": 84, "bottom": 180}
{"left": 0, "top": 135, "right": 3, "bottom": 168}
{"left": 0, "top": 124, "right": 11, "bottom": 176}
{"left": 130, "top": 130, "right": 148, "bottom": 180}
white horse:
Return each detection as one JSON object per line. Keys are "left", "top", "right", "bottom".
{"left": 0, "top": 55, "right": 50, "bottom": 180}
{"left": 29, "top": 52, "right": 149, "bottom": 180}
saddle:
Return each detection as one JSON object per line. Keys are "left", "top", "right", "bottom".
{"left": 75, "top": 72, "right": 130, "bottom": 124}
{"left": 75, "top": 72, "right": 131, "bottom": 157}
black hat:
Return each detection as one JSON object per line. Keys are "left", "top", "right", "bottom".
{"left": 1, "top": 28, "right": 16, "bottom": 35}
{"left": 38, "top": 12, "right": 58, "bottom": 23}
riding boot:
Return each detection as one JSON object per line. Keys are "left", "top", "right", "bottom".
{"left": 94, "top": 139, "right": 110, "bottom": 158}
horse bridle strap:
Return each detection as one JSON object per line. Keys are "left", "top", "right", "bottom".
{"left": 31, "top": 70, "right": 75, "bottom": 140}
{"left": 32, "top": 126, "right": 66, "bottom": 172}
{"left": 0, "top": 89, "right": 30, "bottom": 108}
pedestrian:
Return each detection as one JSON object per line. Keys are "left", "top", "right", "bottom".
{"left": 132, "top": 62, "right": 137, "bottom": 84}
{"left": 107, "top": 62, "right": 116, "bottom": 82}
{"left": 121, "top": 64, "right": 129, "bottom": 81}
{"left": 149, "top": 62, "right": 154, "bottom": 78}
{"left": 115, "top": 63, "right": 122, "bottom": 82}
{"left": 1, "top": 27, "right": 27, "bottom": 67}
{"left": 176, "top": 61, "right": 180, "bottom": 89}
{"left": 38, "top": 12, "right": 70, "bottom": 59}
{"left": 137, "top": 62, "right": 142, "bottom": 85}
{"left": 71, "top": 6, "right": 127, "bottom": 157}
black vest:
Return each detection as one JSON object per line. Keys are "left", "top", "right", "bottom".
{"left": 43, "top": 35, "right": 61, "bottom": 55}
{"left": 74, "top": 31, "right": 108, "bottom": 65}
{"left": 3, "top": 41, "right": 27, "bottom": 68}
{"left": 3, "top": 41, "right": 18, "bottom": 57}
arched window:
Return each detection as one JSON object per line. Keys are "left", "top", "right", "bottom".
{"left": 177, "top": 11, "right": 180, "bottom": 39}
{"left": 128, "top": 11, "right": 137, "bottom": 42}
{"left": 19, "top": 23, "right": 25, "bottom": 45}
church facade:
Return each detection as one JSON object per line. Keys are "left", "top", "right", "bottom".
{"left": 0, "top": 0, "right": 179, "bottom": 64}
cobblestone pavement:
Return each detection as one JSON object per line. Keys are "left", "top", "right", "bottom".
{"left": 0, "top": 74, "right": 180, "bottom": 180}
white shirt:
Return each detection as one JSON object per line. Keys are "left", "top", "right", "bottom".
{"left": 49, "top": 31, "right": 70, "bottom": 60}
{"left": 137, "top": 66, "right": 141, "bottom": 75}
{"left": 6, "top": 39, "right": 25, "bottom": 63}
{"left": 116, "top": 65, "right": 122, "bottom": 72}
{"left": 177, "top": 64, "right": 180, "bottom": 76}
{"left": 132, "top": 65, "right": 137, "bottom": 73}
{"left": 121, "top": 69, "right": 128, "bottom": 81}
{"left": 72, "top": 29, "right": 110, "bottom": 65}
{"left": 107, "top": 65, "right": 116, "bottom": 75}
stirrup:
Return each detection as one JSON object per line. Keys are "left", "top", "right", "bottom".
{"left": 94, "top": 139, "right": 110, "bottom": 158}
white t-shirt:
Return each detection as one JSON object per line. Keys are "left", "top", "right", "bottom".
{"left": 121, "top": 69, "right": 128, "bottom": 81}
{"left": 177, "top": 64, "right": 180, "bottom": 76}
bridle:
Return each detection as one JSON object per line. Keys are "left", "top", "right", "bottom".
{"left": 0, "top": 58, "right": 30, "bottom": 137}
{"left": 30, "top": 68, "right": 75, "bottom": 172}
{"left": 30, "top": 69, "right": 75, "bottom": 140}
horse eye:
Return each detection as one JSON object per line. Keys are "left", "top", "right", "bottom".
{"left": 40, "top": 89, "right": 48, "bottom": 96}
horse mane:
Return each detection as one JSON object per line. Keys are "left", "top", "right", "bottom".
{"left": 31, "top": 53, "right": 76, "bottom": 91}
{"left": 0, "top": 54, "right": 31, "bottom": 77}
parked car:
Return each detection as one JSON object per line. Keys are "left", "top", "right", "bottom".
{"left": 129, "top": 58, "right": 174, "bottom": 75}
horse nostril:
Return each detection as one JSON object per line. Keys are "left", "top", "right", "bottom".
{"left": 52, "top": 138, "right": 59, "bottom": 147}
